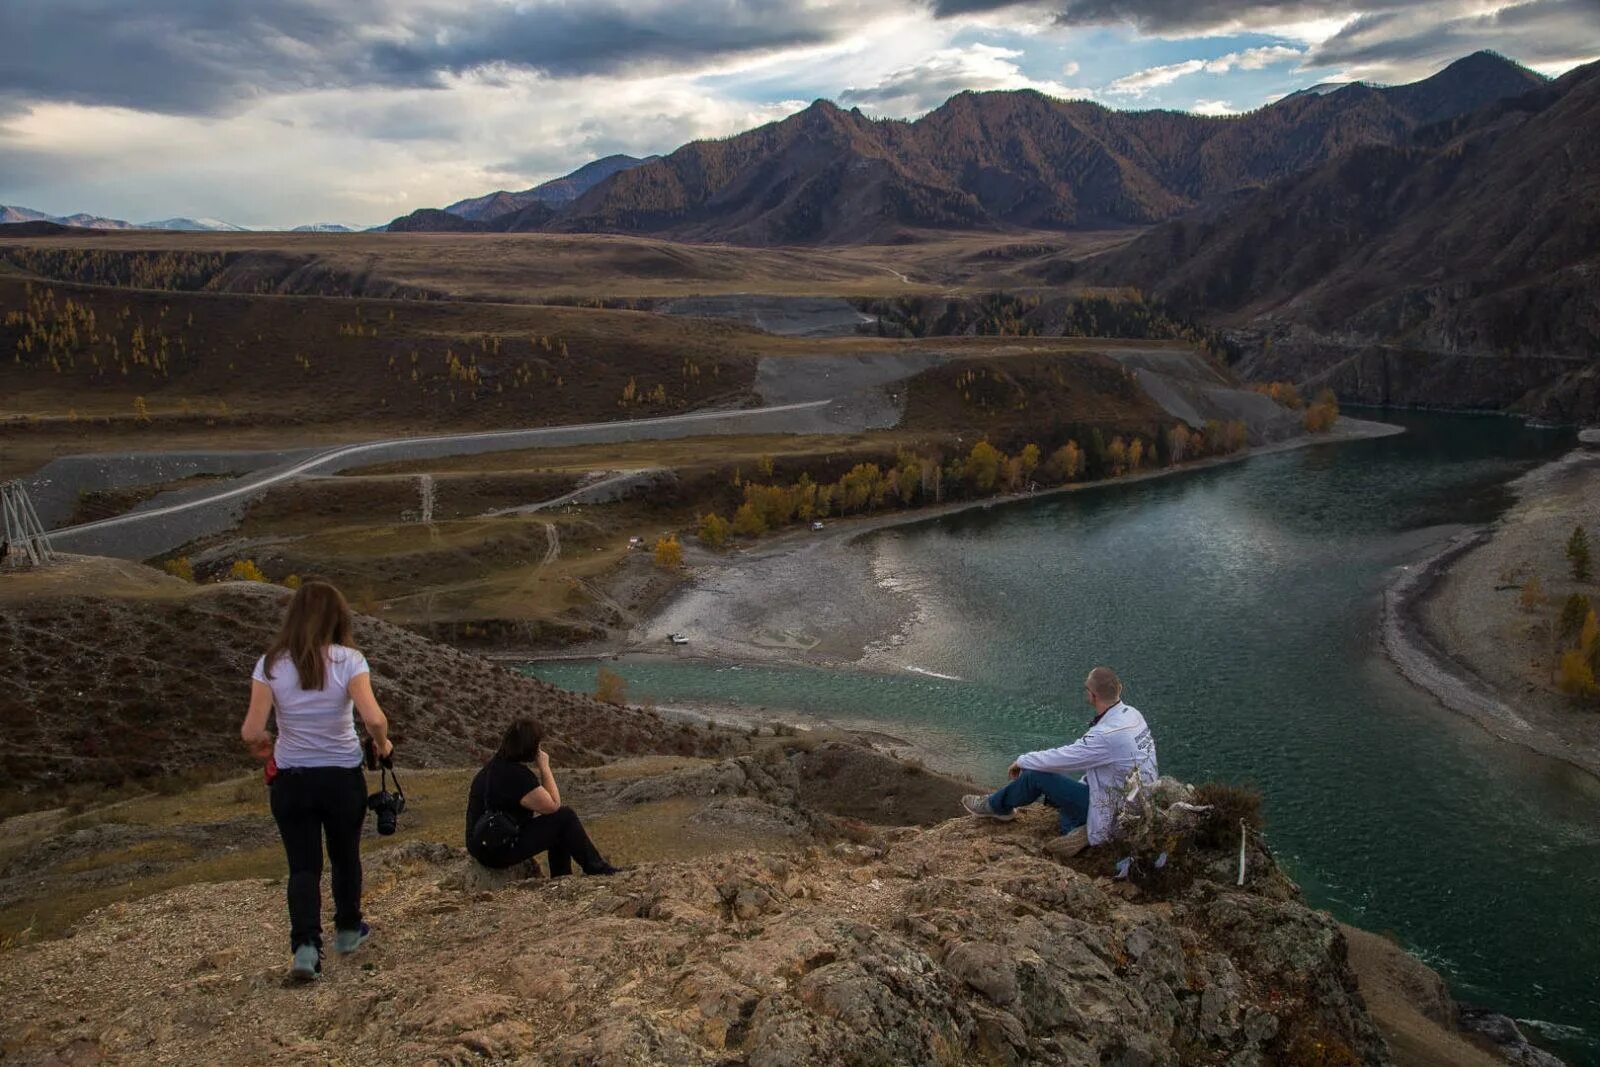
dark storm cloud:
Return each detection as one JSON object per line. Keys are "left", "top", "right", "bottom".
{"left": 928, "top": 0, "right": 1377, "bottom": 28}
{"left": 0, "top": 0, "right": 870, "bottom": 116}
{"left": 1308, "top": 0, "right": 1600, "bottom": 69}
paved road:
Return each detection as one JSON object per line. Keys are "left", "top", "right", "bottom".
{"left": 45, "top": 399, "right": 842, "bottom": 559}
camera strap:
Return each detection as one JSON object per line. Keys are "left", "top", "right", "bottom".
{"left": 380, "top": 763, "right": 405, "bottom": 801}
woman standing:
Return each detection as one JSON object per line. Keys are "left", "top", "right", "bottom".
{"left": 240, "top": 581, "right": 392, "bottom": 981}
{"left": 465, "top": 719, "right": 618, "bottom": 876}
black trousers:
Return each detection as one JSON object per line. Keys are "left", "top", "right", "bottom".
{"left": 472, "top": 806, "right": 605, "bottom": 876}
{"left": 269, "top": 765, "right": 367, "bottom": 950}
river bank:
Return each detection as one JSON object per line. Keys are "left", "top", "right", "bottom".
{"left": 531, "top": 415, "right": 1404, "bottom": 669}
{"left": 1383, "top": 444, "right": 1600, "bottom": 779}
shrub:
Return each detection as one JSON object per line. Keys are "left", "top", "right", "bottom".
{"left": 652, "top": 535, "right": 684, "bottom": 570}
{"left": 1519, "top": 575, "right": 1545, "bottom": 611}
{"left": 1193, "top": 781, "right": 1265, "bottom": 849}
{"left": 1558, "top": 594, "right": 1591, "bottom": 641}
{"left": 698, "top": 513, "right": 730, "bottom": 548}
{"left": 162, "top": 556, "right": 194, "bottom": 582}
{"left": 227, "top": 559, "right": 267, "bottom": 583}
{"left": 594, "top": 666, "right": 627, "bottom": 706}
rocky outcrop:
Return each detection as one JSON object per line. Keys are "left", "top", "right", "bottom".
{"left": 0, "top": 797, "right": 1395, "bottom": 1065}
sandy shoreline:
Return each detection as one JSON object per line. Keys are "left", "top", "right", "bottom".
{"left": 523, "top": 415, "right": 1405, "bottom": 670}
{"left": 1382, "top": 445, "right": 1600, "bottom": 779}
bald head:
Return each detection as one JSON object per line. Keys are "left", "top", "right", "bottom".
{"left": 1085, "top": 667, "right": 1122, "bottom": 711}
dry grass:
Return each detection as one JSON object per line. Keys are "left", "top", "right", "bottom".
{"left": 0, "top": 228, "right": 1145, "bottom": 301}
{"left": 0, "top": 757, "right": 791, "bottom": 943}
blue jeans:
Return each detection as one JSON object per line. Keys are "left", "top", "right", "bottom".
{"left": 988, "top": 770, "right": 1090, "bottom": 833}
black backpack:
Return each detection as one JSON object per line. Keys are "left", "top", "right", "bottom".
{"left": 470, "top": 763, "right": 520, "bottom": 852}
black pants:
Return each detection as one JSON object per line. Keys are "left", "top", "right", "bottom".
{"left": 472, "top": 806, "right": 605, "bottom": 876}
{"left": 269, "top": 765, "right": 367, "bottom": 950}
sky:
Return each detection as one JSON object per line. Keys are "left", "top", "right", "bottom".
{"left": 1, "top": 0, "right": 1596, "bottom": 229}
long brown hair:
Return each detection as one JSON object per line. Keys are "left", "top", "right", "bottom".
{"left": 262, "top": 581, "right": 355, "bottom": 691}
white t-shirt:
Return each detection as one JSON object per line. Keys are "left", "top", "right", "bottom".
{"left": 251, "top": 645, "right": 369, "bottom": 769}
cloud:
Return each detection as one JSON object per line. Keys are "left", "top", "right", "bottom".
{"left": 1105, "top": 45, "right": 1303, "bottom": 93}
{"left": 0, "top": 0, "right": 901, "bottom": 116}
{"left": 840, "top": 43, "right": 1096, "bottom": 112}
{"left": 1192, "top": 98, "right": 1242, "bottom": 114}
{"left": 1305, "top": 0, "right": 1600, "bottom": 80}
{"left": 0, "top": 70, "right": 820, "bottom": 228}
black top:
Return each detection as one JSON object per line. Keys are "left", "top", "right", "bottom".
{"left": 465, "top": 757, "right": 540, "bottom": 839}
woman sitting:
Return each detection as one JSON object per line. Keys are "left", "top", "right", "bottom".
{"left": 465, "top": 719, "right": 618, "bottom": 876}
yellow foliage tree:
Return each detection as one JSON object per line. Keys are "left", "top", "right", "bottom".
{"left": 228, "top": 559, "right": 268, "bottom": 583}
{"left": 1108, "top": 437, "right": 1128, "bottom": 476}
{"left": 163, "top": 556, "right": 194, "bottom": 582}
{"left": 1018, "top": 443, "right": 1041, "bottom": 482}
{"left": 133, "top": 396, "right": 150, "bottom": 422}
{"left": 595, "top": 666, "right": 628, "bottom": 706}
{"left": 1520, "top": 575, "right": 1545, "bottom": 611}
{"left": 756, "top": 454, "right": 775, "bottom": 478}
{"left": 698, "top": 513, "right": 731, "bottom": 548}
{"left": 1128, "top": 438, "right": 1145, "bottom": 471}
{"left": 284, "top": 574, "right": 303, "bottom": 590}
{"left": 1046, "top": 441, "right": 1084, "bottom": 482}
{"left": 653, "top": 535, "right": 684, "bottom": 570}
{"left": 1164, "top": 422, "right": 1190, "bottom": 463}
{"left": 732, "top": 501, "right": 767, "bottom": 537}
{"left": 966, "top": 440, "right": 1002, "bottom": 492}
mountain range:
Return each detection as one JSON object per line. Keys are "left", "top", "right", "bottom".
{"left": 0, "top": 207, "right": 354, "bottom": 233}
{"left": 386, "top": 153, "right": 656, "bottom": 232}
{"left": 390, "top": 51, "right": 1547, "bottom": 244}
{"left": 1080, "top": 55, "right": 1600, "bottom": 420}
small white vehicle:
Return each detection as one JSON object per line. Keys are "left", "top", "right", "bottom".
{"left": 667, "top": 632, "right": 690, "bottom": 645}
{"left": 810, "top": 521, "right": 825, "bottom": 531}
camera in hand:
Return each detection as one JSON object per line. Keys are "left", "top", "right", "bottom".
{"left": 367, "top": 783, "right": 405, "bottom": 835}
{"left": 363, "top": 737, "right": 406, "bottom": 836}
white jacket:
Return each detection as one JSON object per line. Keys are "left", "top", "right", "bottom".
{"left": 1016, "top": 701, "right": 1158, "bottom": 845}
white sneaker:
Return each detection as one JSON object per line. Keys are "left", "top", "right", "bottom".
{"left": 961, "top": 794, "right": 1015, "bottom": 821}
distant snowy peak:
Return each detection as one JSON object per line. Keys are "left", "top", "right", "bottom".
{"left": 142, "top": 217, "right": 250, "bottom": 232}
{"left": 290, "top": 223, "right": 355, "bottom": 232}
{"left": 1, "top": 206, "right": 250, "bottom": 231}
{"left": 1, "top": 205, "right": 57, "bottom": 225}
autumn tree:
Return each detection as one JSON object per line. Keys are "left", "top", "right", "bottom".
{"left": 163, "top": 556, "right": 194, "bottom": 582}
{"left": 1520, "top": 575, "right": 1545, "bottom": 611}
{"left": 732, "top": 501, "right": 766, "bottom": 537}
{"left": 1559, "top": 594, "right": 1592, "bottom": 641}
{"left": 1166, "top": 424, "right": 1192, "bottom": 465}
{"left": 1018, "top": 443, "right": 1041, "bottom": 483}
{"left": 756, "top": 454, "right": 775, "bottom": 478}
{"left": 133, "top": 396, "right": 150, "bottom": 422}
{"left": 228, "top": 559, "right": 267, "bottom": 582}
{"left": 1128, "top": 438, "right": 1146, "bottom": 471}
{"left": 1046, "top": 441, "right": 1084, "bottom": 483}
{"left": 1557, "top": 609, "right": 1600, "bottom": 699}
{"left": 1107, "top": 437, "right": 1128, "bottom": 476}
{"left": 653, "top": 535, "right": 684, "bottom": 569}
{"left": 1568, "top": 525, "right": 1592, "bottom": 581}
{"left": 1303, "top": 389, "right": 1339, "bottom": 434}
{"left": 698, "top": 513, "right": 731, "bottom": 548}
{"left": 965, "top": 441, "right": 1002, "bottom": 493}
{"left": 595, "top": 666, "right": 628, "bottom": 706}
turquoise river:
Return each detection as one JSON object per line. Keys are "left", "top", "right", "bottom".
{"left": 528, "top": 413, "right": 1600, "bottom": 1061}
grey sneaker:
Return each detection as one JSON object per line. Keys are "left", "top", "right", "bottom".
{"left": 290, "top": 944, "right": 321, "bottom": 981}
{"left": 333, "top": 922, "right": 370, "bottom": 955}
{"left": 961, "top": 794, "right": 1014, "bottom": 821}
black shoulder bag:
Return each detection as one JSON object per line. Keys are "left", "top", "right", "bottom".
{"left": 471, "top": 762, "right": 521, "bottom": 853}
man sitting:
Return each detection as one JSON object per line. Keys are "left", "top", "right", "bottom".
{"left": 962, "top": 666, "right": 1158, "bottom": 856}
